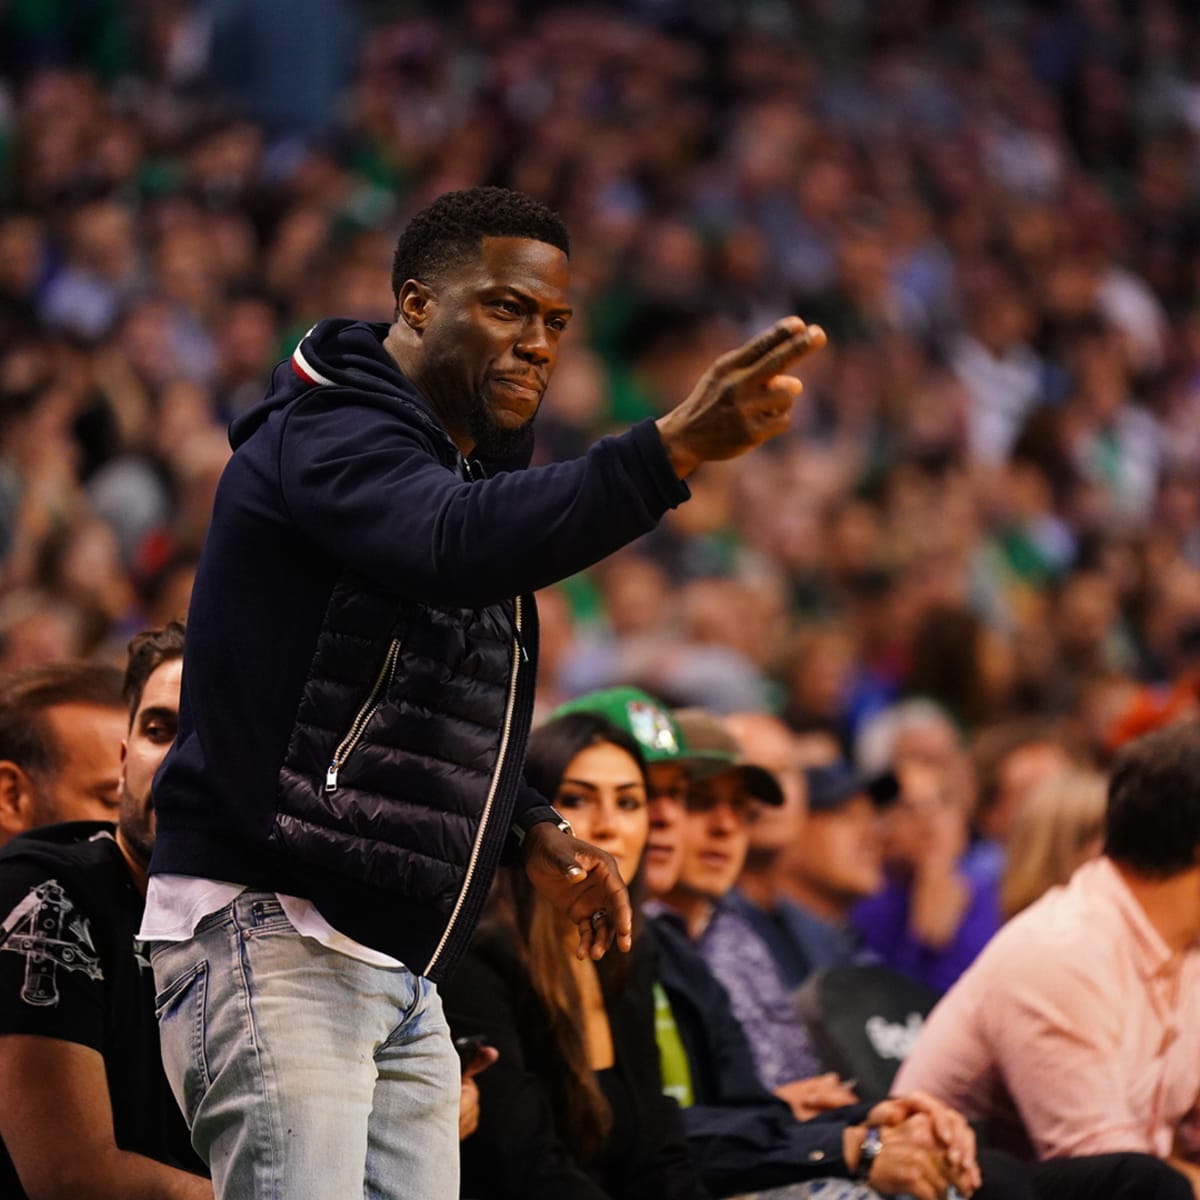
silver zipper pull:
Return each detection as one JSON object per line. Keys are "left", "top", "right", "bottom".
{"left": 325, "top": 763, "right": 339, "bottom": 792}
{"left": 513, "top": 596, "right": 528, "bottom": 662}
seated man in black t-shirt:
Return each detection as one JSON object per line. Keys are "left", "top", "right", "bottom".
{"left": 0, "top": 623, "right": 210, "bottom": 1200}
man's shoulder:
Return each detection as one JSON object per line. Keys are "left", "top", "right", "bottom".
{"left": 774, "top": 897, "right": 863, "bottom": 967}
{"left": 648, "top": 911, "right": 711, "bottom": 974}
{"left": 703, "top": 897, "right": 751, "bottom": 945}
{"left": 0, "top": 823, "right": 121, "bottom": 885}
{"left": 267, "top": 381, "right": 448, "bottom": 461}
{"left": 0, "top": 825, "right": 130, "bottom": 937}
{"left": 967, "top": 879, "right": 1119, "bottom": 989}
{"left": 774, "top": 896, "right": 836, "bottom": 941}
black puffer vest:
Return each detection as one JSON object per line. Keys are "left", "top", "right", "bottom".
{"left": 273, "top": 560, "right": 538, "bottom": 983}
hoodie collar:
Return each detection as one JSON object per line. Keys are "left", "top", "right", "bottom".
{"left": 230, "top": 318, "right": 536, "bottom": 475}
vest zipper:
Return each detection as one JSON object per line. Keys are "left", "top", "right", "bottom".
{"left": 424, "top": 594, "right": 523, "bottom": 974}
{"left": 325, "top": 637, "right": 402, "bottom": 792}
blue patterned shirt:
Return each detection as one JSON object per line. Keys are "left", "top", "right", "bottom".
{"left": 697, "top": 896, "right": 825, "bottom": 1090}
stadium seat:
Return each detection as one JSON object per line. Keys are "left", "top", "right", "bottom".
{"left": 794, "top": 965, "right": 940, "bottom": 1101}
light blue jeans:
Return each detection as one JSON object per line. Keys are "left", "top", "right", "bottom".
{"left": 150, "top": 892, "right": 460, "bottom": 1200}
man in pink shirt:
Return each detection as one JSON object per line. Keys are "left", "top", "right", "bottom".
{"left": 895, "top": 721, "right": 1200, "bottom": 1195}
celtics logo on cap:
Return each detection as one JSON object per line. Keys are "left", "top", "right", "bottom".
{"left": 628, "top": 700, "right": 679, "bottom": 755}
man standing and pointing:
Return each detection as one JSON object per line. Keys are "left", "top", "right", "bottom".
{"left": 142, "top": 187, "right": 826, "bottom": 1200}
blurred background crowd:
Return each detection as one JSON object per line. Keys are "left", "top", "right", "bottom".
{"left": 0, "top": 0, "right": 1199, "bottom": 956}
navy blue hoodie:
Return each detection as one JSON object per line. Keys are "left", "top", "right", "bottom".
{"left": 149, "top": 320, "right": 689, "bottom": 965}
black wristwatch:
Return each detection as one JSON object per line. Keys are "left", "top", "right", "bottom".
{"left": 854, "top": 1126, "right": 883, "bottom": 1181}
{"left": 510, "top": 804, "right": 573, "bottom": 847}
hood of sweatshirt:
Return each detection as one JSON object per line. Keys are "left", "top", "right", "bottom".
{"left": 230, "top": 319, "right": 535, "bottom": 473}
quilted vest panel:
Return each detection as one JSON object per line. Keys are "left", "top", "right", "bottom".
{"left": 272, "top": 573, "right": 517, "bottom": 912}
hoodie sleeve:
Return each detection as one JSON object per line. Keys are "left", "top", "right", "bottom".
{"left": 278, "top": 393, "right": 689, "bottom": 609}
{"left": 680, "top": 1103, "right": 856, "bottom": 1196}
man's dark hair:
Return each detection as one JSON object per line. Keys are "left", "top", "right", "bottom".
{"left": 0, "top": 660, "right": 125, "bottom": 781}
{"left": 123, "top": 622, "right": 186, "bottom": 723}
{"left": 1104, "top": 720, "right": 1200, "bottom": 878}
{"left": 391, "top": 187, "right": 569, "bottom": 297}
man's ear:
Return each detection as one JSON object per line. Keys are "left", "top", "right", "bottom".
{"left": 396, "top": 279, "right": 436, "bottom": 334}
{"left": 0, "top": 761, "right": 37, "bottom": 841}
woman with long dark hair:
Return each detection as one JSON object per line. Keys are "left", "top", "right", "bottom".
{"left": 442, "top": 712, "right": 709, "bottom": 1200}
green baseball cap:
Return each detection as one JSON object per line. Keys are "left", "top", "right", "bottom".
{"left": 551, "top": 686, "right": 693, "bottom": 763}
{"left": 550, "top": 688, "right": 784, "bottom": 805}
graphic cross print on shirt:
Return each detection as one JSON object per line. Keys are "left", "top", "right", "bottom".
{"left": 0, "top": 880, "right": 103, "bottom": 1007}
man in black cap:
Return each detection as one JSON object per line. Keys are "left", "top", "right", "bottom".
{"left": 751, "top": 746, "right": 899, "bottom": 991}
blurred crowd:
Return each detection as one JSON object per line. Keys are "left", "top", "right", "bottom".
{"left": 1, "top": 2, "right": 1200, "bottom": 1197}
{"left": 0, "top": 0, "right": 1198, "bottom": 912}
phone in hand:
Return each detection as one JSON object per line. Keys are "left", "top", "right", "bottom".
{"left": 454, "top": 1034, "right": 490, "bottom": 1069}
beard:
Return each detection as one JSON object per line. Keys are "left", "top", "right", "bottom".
{"left": 465, "top": 391, "right": 539, "bottom": 462}
{"left": 117, "top": 786, "right": 155, "bottom": 872}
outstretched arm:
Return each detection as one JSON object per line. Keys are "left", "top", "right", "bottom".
{"left": 280, "top": 318, "right": 826, "bottom": 610}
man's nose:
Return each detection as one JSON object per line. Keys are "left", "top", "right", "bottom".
{"left": 709, "top": 802, "right": 740, "bottom": 833}
{"left": 649, "top": 796, "right": 681, "bottom": 827}
{"left": 514, "top": 319, "right": 552, "bottom": 365}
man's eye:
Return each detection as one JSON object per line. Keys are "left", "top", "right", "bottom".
{"left": 651, "top": 787, "right": 687, "bottom": 804}
{"left": 492, "top": 300, "right": 521, "bottom": 316}
{"left": 143, "top": 723, "right": 176, "bottom": 743}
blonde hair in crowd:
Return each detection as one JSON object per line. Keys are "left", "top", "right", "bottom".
{"left": 1002, "top": 769, "right": 1107, "bottom": 919}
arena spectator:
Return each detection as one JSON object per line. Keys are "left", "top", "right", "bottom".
{"left": 971, "top": 721, "right": 1077, "bottom": 849}
{"left": 442, "top": 712, "right": 709, "bottom": 1200}
{"left": 1000, "top": 768, "right": 1106, "bottom": 919}
{"left": 777, "top": 761, "right": 903, "bottom": 987}
{"left": 651, "top": 708, "right": 838, "bottom": 1098}
{"left": 0, "top": 622, "right": 206, "bottom": 1199}
{"left": 895, "top": 721, "right": 1200, "bottom": 1192}
{"left": 618, "top": 695, "right": 1178, "bottom": 1200}
{"left": 724, "top": 711, "right": 892, "bottom": 991}
{"left": 854, "top": 701, "right": 1001, "bottom": 992}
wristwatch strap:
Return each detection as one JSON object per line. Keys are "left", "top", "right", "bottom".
{"left": 511, "top": 804, "right": 573, "bottom": 846}
{"left": 854, "top": 1126, "right": 883, "bottom": 1182}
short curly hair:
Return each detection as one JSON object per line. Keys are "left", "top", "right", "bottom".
{"left": 391, "top": 187, "right": 569, "bottom": 298}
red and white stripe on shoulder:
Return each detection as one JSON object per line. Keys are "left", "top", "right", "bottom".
{"left": 291, "top": 332, "right": 335, "bottom": 386}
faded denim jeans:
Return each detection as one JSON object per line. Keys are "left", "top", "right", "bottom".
{"left": 150, "top": 892, "right": 460, "bottom": 1200}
